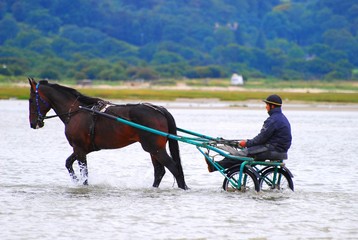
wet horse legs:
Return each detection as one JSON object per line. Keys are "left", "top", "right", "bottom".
{"left": 78, "top": 157, "right": 88, "bottom": 185}
{"left": 65, "top": 153, "right": 78, "bottom": 182}
{"left": 65, "top": 152, "right": 88, "bottom": 185}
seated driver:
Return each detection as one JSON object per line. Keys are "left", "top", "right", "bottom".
{"left": 206, "top": 94, "right": 292, "bottom": 172}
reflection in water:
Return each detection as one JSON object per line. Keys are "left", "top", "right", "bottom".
{"left": 1, "top": 100, "right": 358, "bottom": 239}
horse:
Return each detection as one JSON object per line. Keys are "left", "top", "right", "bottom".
{"left": 28, "top": 78, "right": 188, "bottom": 190}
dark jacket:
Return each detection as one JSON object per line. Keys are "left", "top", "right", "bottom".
{"left": 246, "top": 107, "right": 291, "bottom": 153}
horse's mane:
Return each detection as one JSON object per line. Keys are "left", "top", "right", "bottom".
{"left": 49, "top": 82, "right": 104, "bottom": 105}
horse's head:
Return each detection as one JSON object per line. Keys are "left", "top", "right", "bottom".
{"left": 28, "top": 78, "right": 52, "bottom": 129}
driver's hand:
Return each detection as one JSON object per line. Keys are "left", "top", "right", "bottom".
{"left": 239, "top": 140, "right": 247, "bottom": 148}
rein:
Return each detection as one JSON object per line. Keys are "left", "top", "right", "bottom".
{"left": 42, "top": 111, "right": 80, "bottom": 120}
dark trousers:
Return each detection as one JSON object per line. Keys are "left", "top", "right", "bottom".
{"left": 215, "top": 145, "right": 287, "bottom": 170}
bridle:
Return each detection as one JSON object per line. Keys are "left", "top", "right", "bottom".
{"left": 34, "top": 82, "right": 52, "bottom": 122}
{"left": 34, "top": 82, "right": 79, "bottom": 123}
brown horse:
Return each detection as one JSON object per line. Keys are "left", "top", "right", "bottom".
{"left": 28, "top": 78, "right": 188, "bottom": 189}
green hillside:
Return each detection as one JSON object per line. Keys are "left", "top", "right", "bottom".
{"left": 0, "top": 0, "right": 357, "bottom": 82}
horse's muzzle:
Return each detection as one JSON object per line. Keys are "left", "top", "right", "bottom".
{"left": 31, "top": 119, "right": 44, "bottom": 129}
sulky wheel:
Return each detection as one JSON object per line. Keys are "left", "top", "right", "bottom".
{"left": 259, "top": 167, "right": 294, "bottom": 192}
{"left": 222, "top": 167, "right": 260, "bottom": 192}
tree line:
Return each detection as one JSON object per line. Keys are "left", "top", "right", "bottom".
{"left": 0, "top": 0, "right": 357, "bottom": 82}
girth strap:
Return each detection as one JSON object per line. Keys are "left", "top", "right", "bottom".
{"left": 88, "top": 101, "right": 113, "bottom": 151}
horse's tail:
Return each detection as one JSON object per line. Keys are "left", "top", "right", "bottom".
{"left": 161, "top": 108, "right": 185, "bottom": 178}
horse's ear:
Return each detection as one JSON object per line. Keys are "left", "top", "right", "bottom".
{"left": 28, "top": 77, "right": 37, "bottom": 91}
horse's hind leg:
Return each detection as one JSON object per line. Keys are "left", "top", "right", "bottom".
{"left": 151, "top": 155, "right": 166, "bottom": 188}
{"left": 151, "top": 149, "right": 187, "bottom": 190}
{"left": 65, "top": 153, "right": 78, "bottom": 183}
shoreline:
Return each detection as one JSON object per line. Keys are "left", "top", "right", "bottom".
{"left": 108, "top": 98, "right": 358, "bottom": 111}
{"left": 3, "top": 98, "right": 358, "bottom": 111}
{"left": 3, "top": 82, "right": 358, "bottom": 111}
{"left": 79, "top": 83, "right": 358, "bottom": 94}
{"left": 8, "top": 82, "right": 358, "bottom": 94}
{"left": 2, "top": 83, "right": 357, "bottom": 104}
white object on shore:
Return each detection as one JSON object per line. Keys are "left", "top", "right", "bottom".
{"left": 231, "top": 73, "right": 244, "bottom": 86}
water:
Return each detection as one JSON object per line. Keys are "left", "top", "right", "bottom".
{"left": 1, "top": 100, "right": 357, "bottom": 240}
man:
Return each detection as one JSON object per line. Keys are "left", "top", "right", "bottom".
{"left": 206, "top": 94, "right": 292, "bottom": 172}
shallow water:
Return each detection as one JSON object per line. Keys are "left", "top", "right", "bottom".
{"left": 1, "top": 100, "right": 357, "bottom": 240}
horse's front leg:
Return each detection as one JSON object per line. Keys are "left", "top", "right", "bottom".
{"left": 77, "top": 154, "right": 89, "bottom": 185}
{"left": 65, "top": 153, "right": 78, "bottom": 183}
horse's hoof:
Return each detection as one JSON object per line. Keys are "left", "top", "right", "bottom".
{"left": 83, "top": 179, "right": 88, "bottom": 185}
{"left": 71, "top": 177, "right": 79, "bottom": 184}
{"left": 181, "top": 185, "right": 190, "bottom": 190}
